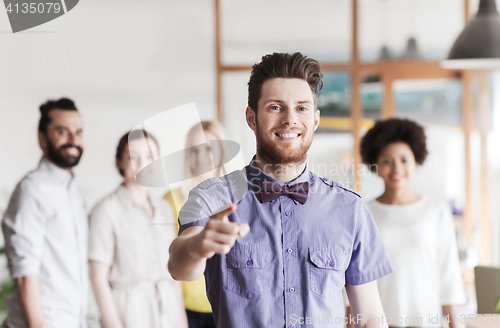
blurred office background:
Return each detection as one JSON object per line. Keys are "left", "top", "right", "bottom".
{"left": 1, "top": 0, "right": 500, "bottom": 324}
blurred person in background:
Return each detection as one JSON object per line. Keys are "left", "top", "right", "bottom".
{"left": 360, "top": 118, "right": 465, "bottom": 328}
{"left": 89, "top": 130, "right": 188, "bottom": 328}
{"left": 2, "top": 98, "right": 88, "bottom": 328}
{"left": 164, "top": 121, "right": 225, "bottom": 328}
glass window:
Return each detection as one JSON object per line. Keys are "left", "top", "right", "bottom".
{"left": 221, "top": 0, "right": 352, "bottom": 66}
{"left": 394, "top": 79, "right": 462, "bottom": 126}
{"left": 317, "top": 71, "right": 352, "bottom": 133}
{"left": 361, "top": 73, "right": 383, "bottom": 120}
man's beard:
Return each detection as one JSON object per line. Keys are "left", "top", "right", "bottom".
{"left": 255, "top": 123, "right": 312, "bottom": 165}
{"left": 46, "top": 138, "right": 83, "bottom": 168}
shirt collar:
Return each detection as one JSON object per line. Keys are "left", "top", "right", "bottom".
{"left": 246, "top": 155, "right": 310, "bottom": 194}
{"left": 116, "top": 183, "right": 158, "bottom": 216}
{"left": 39, "top": 157, "right": 74, "bottom": 188}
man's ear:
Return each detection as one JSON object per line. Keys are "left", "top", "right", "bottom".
{"left": 246, "top": 106, "right": 257, "bottom": 132}
{"left": 38, "top": 131, "right": 47, "bottom": 153}
{"left": 313, "top": 109, "right": 320, "bottom": 132}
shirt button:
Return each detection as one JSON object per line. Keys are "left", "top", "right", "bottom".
{"left": 287, "top": 248, "right": 293, "bottom": 254}
{"left": 288, "top": 287, "right": 295, "bottom": 292}
{"left": 246, "top": 259, "right": 253, "bottom": 266}
{"left": 329, "top": 261, "right": 335, "bottom": 267}
{"left": 285, "top": 211, "right": 291, "bottom": 216}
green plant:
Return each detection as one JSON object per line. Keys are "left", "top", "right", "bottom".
{"left": 0, "top": 247, "right": 14, "bottom": 327}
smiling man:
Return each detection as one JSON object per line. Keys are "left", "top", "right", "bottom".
{"left": 2, "top": 98, "right": 88, "bottom": 328}
{"left": 168, "top": 53, "right": 394, "bottom": 328}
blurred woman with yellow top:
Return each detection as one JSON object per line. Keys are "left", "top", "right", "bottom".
{"left": 164, "top": 121, "right": 226, "bottom": 328}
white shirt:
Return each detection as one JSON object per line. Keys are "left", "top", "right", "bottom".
{"left": 367, "top": 195, "right": 466, "bottom": 328}
{"left": 2, "top": 157, "right": 88, "bottom": 328}
{"left": 89, "top": 184, "right": 183, "bottom": 328}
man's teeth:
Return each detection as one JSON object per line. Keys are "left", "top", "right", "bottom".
{"left": 277, "top": 133, "right": 299, "bottom": 138}
{"left": 65, "top": 148, "right": 79, "bottom": 155}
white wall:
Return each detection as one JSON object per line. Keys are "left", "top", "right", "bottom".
{"left": 0, "top": 0, "right": 216, "bottom": 209}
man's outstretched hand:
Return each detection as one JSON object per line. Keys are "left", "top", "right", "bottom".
{"left": 193, "top": 204, "right": 250, "bottom": 259}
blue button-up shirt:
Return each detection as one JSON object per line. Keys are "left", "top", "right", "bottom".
{"left": 179, "top": 157, "right": 394, "bottom": 328}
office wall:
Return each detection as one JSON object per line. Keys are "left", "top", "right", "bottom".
{"left": 0, "top": 0, "right": 216, "bottom": 209}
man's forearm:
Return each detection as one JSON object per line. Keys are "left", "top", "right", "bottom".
{"left": 15, "top": 275, "right": 45, "bottom": 328}
{"left": 168, "top": 230, "right": 207, "bottom": 281}
{"left": 169, "top": 206, "right": 247, "bottom": 281}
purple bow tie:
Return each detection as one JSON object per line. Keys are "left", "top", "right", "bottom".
{"left": 260, "top": 180, "right": 309, "bottom": 204}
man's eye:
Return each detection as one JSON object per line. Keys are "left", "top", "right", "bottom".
{"left": 298, "top": 107, "right": 308, "bottom": 111}
{"left": 270, "top": 106, "right": 280, "bottom": 111}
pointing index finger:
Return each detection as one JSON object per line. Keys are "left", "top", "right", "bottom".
{"left": 213, "top": 203, "right": 237, "bottom": 221}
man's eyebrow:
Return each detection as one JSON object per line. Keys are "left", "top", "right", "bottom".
{"left": 54, "top": 126, "right": 82, "bottom": 133}
{"left": 262, "top": 99, "right": 314, "bottom": 105}
{"left": 54, "top": 126, "right": 69, "bottom": 130}
{"left": 263, "top": 99, "right": 284, "bottom": 105}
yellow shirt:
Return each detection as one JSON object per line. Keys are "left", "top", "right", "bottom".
{"left": 164, "top": 188, "right": 213, "bottom": 313}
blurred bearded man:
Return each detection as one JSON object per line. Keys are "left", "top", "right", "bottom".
{"left": 169, "top": 53, "right": 395, "bottom": 328}
{"left": 2, "top": 98, "right": 88, "bottom": 328}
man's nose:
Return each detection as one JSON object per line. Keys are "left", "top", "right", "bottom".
{"left": 280, "top": 108, "right": 298, "bottom": 125}
{"left": 68, "top": 132, "right": 83, "bottom": 147}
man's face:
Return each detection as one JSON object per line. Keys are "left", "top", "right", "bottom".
{"left": 246, "top": 78, "right": 320, "bottom": 165}
{"left": 39, "top": 109, "right": 83, "bottom": 169}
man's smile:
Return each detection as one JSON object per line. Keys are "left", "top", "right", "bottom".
{"left": 274, "top": 130, "right": 302, "bottom": 140}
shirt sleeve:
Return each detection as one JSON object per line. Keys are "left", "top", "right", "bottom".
{"left": 178, "top": 185, "right": 221, "bottom": 236}
{"left": 88, "top": 202, "right": 115, "bottom": 266}
{"left": 345, "top": 198, "right": 395, "bottom": 285}
{"left": 437, "top": 204, "right": 466, "bottom": 305}
{"left": 1, "top": 182, "right": 46, "bottom": 279}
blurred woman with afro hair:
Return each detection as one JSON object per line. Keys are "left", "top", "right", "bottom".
{"left": 360, "top": 118, "right": 465, "bottom": 328}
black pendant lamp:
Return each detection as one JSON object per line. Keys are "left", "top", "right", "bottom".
{"left": 442, "top": 0, "right": 500, "bottom": 69}
{"left": 401, "top": 37, "right": 423, "bottom": 60}
{"left": 378, "top": 45, "right": 392, "bottom": 61}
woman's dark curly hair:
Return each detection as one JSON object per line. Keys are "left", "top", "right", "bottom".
{"left": 360, "top": 118, "right": 428, "bottom": 170}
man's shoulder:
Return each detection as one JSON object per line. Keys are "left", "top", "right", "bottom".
{"left": 310, "top": 173, "right": 361, "bottom": 199}
{"left": 2, "top": 170, "right": 48, "bottom": 222}
{"left": 16, "top": 160, "right": 65, "bottom": 193}
{"left": 190, "top": 168, "right": 249, "bottom": 207}
{"left": 12, "top": 168, "right": 47, "bottom": 198}
{"left": 196, "top": 168, "right": 246, "bottom": 190}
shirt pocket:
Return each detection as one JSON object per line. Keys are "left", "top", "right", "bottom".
{"left": 225, "top": 246, "right": 273, "bottom": 298}
{"left": 308, "top": 248, "right": 349, "bottom": 299}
